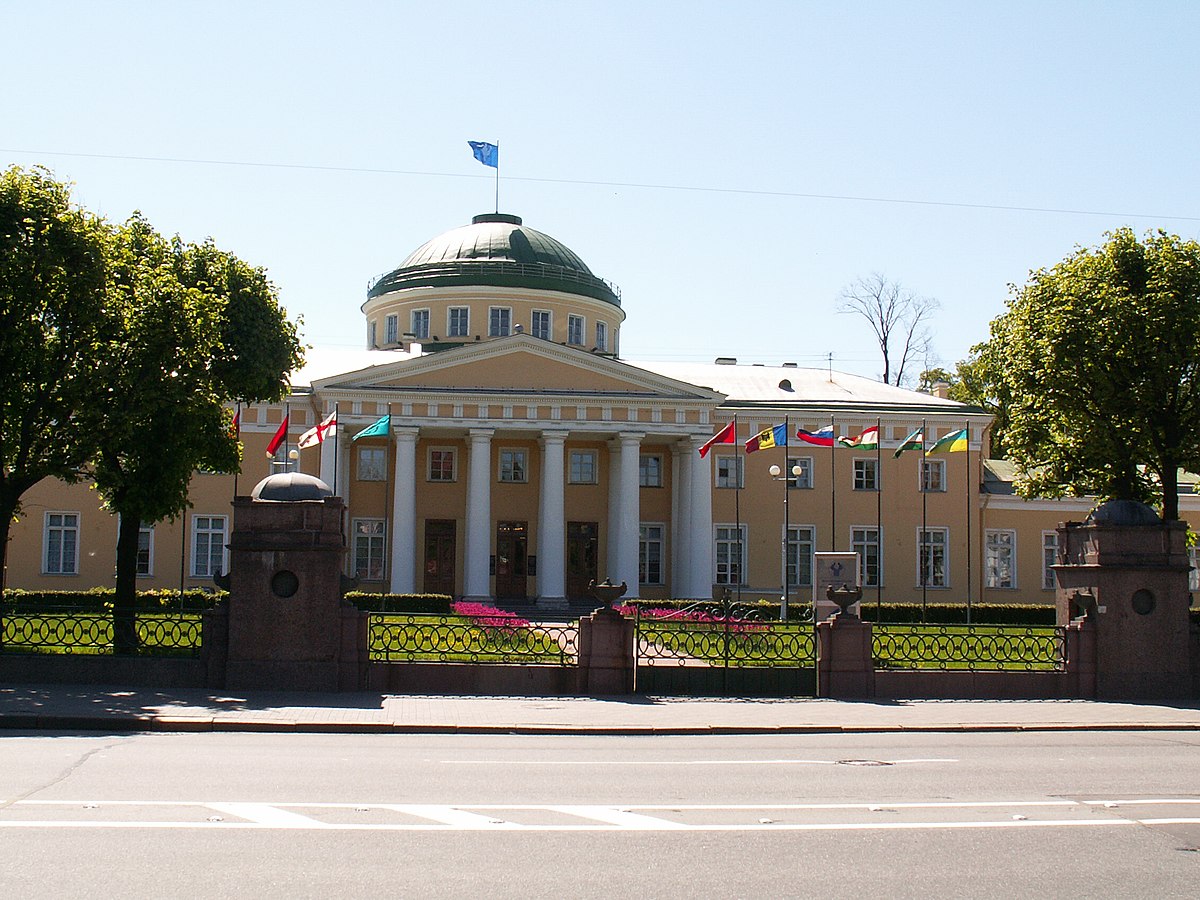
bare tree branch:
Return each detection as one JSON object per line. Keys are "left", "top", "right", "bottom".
{"left": 837, "top": 273, "right": 939, "bottom": 386}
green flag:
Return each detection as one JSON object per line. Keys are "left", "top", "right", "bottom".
{"left": 352, "top": 414, "right": 391, "bottom": 441}
{"left": 928, "top": 428, "right": 968, "bottom": 454}
{"left": 892, "top": 428, "right": 924, "bottom": 458}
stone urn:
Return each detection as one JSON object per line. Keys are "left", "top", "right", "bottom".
{"left": 588, "top": 578, "right": 628, "bottom": 613}
{"left": 826, "top": 584, "right": 863, "bottom": 618}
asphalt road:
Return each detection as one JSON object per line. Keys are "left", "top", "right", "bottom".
{"left": 2, "top": 730, "right": 1198, "bottom": 898}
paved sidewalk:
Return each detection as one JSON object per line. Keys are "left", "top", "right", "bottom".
{"left": 2, "top": 684, "right": 1199, "bottom": 734}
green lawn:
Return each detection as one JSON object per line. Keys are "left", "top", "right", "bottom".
{"left": 368, "top": 615, "right": 575, "bottom": 664}
{"left": 1, "top": 611, "right": 202, "bottom": 656}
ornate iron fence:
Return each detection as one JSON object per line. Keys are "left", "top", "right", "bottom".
{"left": 872, "top": 624, "right": 1067, "bottom": 671}
{"left": 0, "top": 608, "right": 203, "bottom": 657}
{"left": 368, "top": 614, "right": 578, "bottom": 665}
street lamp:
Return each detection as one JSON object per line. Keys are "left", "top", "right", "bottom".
{"left": 769, "top": 462, "right": 803, "bottom": 621}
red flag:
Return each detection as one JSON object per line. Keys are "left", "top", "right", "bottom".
{"left": 265, "top": 414, "right": 289, "bottom": 458}
{"left": 698, "top": 421, "right": 737, "bottom": 457}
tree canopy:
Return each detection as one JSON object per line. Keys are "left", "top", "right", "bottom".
{"left": 975, "top": 228, "right": 1200, "bottom": 520}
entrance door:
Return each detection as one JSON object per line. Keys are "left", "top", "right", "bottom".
{"left": 423, "top": 520, "right": 456, "bottom": 596}
{"left": 494, "top": 521, "right": 528, "bottom": 601}
{"left": 566, "top": 521, "right": 599, "bottom": 601}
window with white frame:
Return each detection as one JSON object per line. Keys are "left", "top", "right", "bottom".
{"left": 715, "top": 525, "right": 746, "bottom": 585}
{"left": 921, "top": 459, "right": 946, "bottom": 492}
{"left": 352, "top": 518, "right": 386, "bottom": 581}
{"left": 595, "top": 321, "right": 607, "bottom": 351}
{"left": 499, "top": 448, "right": 527, "bottom": 483}
{"left": 428, "top": 448, "right": 456, "bottom": 482}
{"left": 411, "top": 309, "right": 430, "bottom": 340}
{"left": 1189, "top": 546, "right": 1199, "bottom": 592}
{"left": 448, "top": 306, "right": 470, "bottom": 337}
{"left": 270, "top": 444, "right": 299, "bottom": 475}
{"left": 531, "top": 309, "right": 551, "bottom": 340}
{"left": 43, "top": 512, "right": 79, "bottom": 575}
{"left": 852, "top": 526, "right": 882, "bottom": 587}
{"left": 385, "top": 314, "right": 398, "bottom": 344}
{"left": 357, "top": 446, "right": 386, "bottom": 481}
{"left": 853, "top": 458, "right": 879, "bottom": 491}
{"left": 1042, "top": 531, "right": 1059, "bottom": 590}
{"left": 787, "top": 525, "right": 815, "bottom": 588}
{"left": 568, "top": 450, "right": 597, "bottom": 484}
{"left": 985, "top": 529, "right": 1016, "bottom": 589}
{"left": 639, "top": 453, "right": 663, "bottom": 487}
{"left": 567, "top": 314, "right": 584, "bottom": 345}
{"left": 918, "top": 527, "right": 949, "bottom": 587}
{"left": 369, "top": 321, "right": 377, "bottom": 348}
{"left": 788, "top": 456, "right": 813, "bottom": 489}
{"left": 489, "top": 307, "right": 511, "bottom": 337}
{"left": 715, "top": 455, "right": 743, "bottom": 489}
{"left": 192, "top": 515, "right": 228, "bottom": 578}
{"left": 639, "top": 523, "right": 664, "bottom": 585}
{"left": 136, "top": 523, "right": 154, "bottom": 577}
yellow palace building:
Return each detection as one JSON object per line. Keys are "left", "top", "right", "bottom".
{"left": 6, "top": 212, "right": 1199, "bottom": 608}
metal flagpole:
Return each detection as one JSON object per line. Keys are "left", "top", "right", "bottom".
{"left": 921, "top": 418, "right": 928, "bottom": 622}
{"left": 782, "top": 414, "right": 790, "bottom": 622}
{"left": 876, "top": 417, "right": 882, "bottom": 620}
{"left": 830, "top": 415, "right": 837, "bottom": 552}
{"left": 734, "top": 415, "right": 742, "bottom": 605}
{"left": 332, "top": 402, "right": 340, "bottom": 496}
{"left": 232, "top": 402, "right": 241, "bottom": 500}
{"left": 494, "top": 139, "right": 500, "bottom": 212}
{"left": 965, "top": 419, "right": 972, "bottom": 625}
{"left": 383, "top": 402, "right": 393, "bottom": 586}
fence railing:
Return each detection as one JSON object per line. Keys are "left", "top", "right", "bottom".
{"left": 635, "top": 606, "right": 817, "bottom": 668}
{"left": 872, "top": 624, "right": 1067, "bottom": 671}
{"left": 368, "top": 614, "right": 578, "bottom": 665}
{"left": 0, "top": 608, "right": 203, "bottom": 657}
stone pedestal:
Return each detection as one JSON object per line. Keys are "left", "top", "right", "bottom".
{"left": 577, "top": 608, "right": 635, "bottom": 695}
{"left": 1054, "top": 501, "right": 1192, "bottom": 701}
{"left": 816, "top": 613, "right": 875, "bottom": 699}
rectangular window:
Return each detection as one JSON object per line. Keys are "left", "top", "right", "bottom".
{"left": 353, "top": 518, "right": 386, "bottom": 581}
{"left": 639, "top": 524, "right": 664, "bottom": 585}
{"left": 715, "top": 525, "right": 746, "bottom": 585}
{"left": 985, "top": 529, "right": 1016, "bottom": 589}
{"left": 489, "top": 307, "right": 511, "bottom": 337}
{"left": 569, "top": 450, "right": 597, "bottom": 484}
{"left": 595, "top": 321, "right": 607, "bottom": 351}
{"left": 918, "top": 527, "right": 949, "bottom": 587}
{"left": 136, "top": 523, "right": 154, "bottom": 577}
{"left": 192, "top": 515, "right": 228, "bottom": 578}
{"left": 853, "top": 458, "right": 879, "bottom": 491}
{"left": 787, "top": 525, "right": 815, "bottom": 588}
{"left": 358, "top": 446, "right": 387, "bottom": 481}
{"left": 385, "top": 314, "right": 398, "bottom": 344}
{"left": 715, "top": 455, "right": 743, "bottom": 489}
{"left": 448, "top": 306, "right": 470, "bottom": 338}
{"left": 411, "top": 309, "right": 430, "bottom": 340}
{"left": 499, "top": 448, "right": 527, "bottom": 483}
{"left": 270, "top": 444, "right": 299, "bottom": 475}
{"left": 639, "top": 454, "right": 663, "bottom": 487}
{"left": 921, "top": 459, "right": 946, "bottom": 492}
{"left": 852, "top": 527, "right": 882, "bottom": 587}
{"left": 788, "top": 456, "right": 813, "bottom": 489}
{"left": 1189, "top": 546, "right": 1200, "bottom": 592}
{"left": 43, "top": 512, "right": 79, "bottom": 575}
{"left": 428, "top": 448, "right": 456, "bottom": 482}
{"left": 1042, "top": 531, "right": 1059, "bottom": 590}
{"left": 369, "top": 321, "right": 377, "bottom": 348}
{"left": 567, "top": 314, "right": 584, "bottom": 345}
{"left": 531, "top": 309, "right": 551, "bottom": 340}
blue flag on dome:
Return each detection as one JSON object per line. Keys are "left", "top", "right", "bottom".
{"left": 468, "top": 141, "right": 498, "bottom": 168}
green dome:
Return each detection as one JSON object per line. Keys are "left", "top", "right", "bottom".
{"left": 367, "top": 213, "right": 621, "bottom": 306}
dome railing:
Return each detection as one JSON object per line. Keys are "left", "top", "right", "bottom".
{"left": 367, "top": 260, "right": 621, "bottom": 306}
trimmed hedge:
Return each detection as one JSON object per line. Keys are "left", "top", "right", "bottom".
{"left": 0, "top": 588, "right": 224, "bottom": 612}
{"left": 344, "top": 592, "right": 454, "bottom": 614}
{"left": 621, "top": 597, "right": 1062, "bottom": 626}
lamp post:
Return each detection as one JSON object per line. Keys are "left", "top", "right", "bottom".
{"left": 769, "top": 461, "right": 803, "bottom": 621}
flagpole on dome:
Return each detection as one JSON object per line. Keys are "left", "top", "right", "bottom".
{"left": 494, "top": 139, "right": 500, "bottom": 213}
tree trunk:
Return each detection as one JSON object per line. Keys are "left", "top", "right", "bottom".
{"left": 1160, "top": 456, "right": 1180, "bottom": 522}
{"left": 113, "top": 513, "right": 142, "bottom": 654}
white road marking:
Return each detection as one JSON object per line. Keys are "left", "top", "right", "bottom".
{"left": 439, "top": 758, "right": 959, "bottom": 766}
{"left": 547, "top": 805, "right": 690, "bottom": 829}
{"left": 204, "top": 803, "right": 328, "bottom": 828}
{"left": 384, "top": 805, "right": 520, "bottom": 829}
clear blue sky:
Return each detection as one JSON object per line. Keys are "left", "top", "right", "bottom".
{"left": 4, "top": 1, "right": 1198, "bottom": 381}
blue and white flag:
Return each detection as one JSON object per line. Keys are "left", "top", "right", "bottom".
{"left": 468, "top": 140, "right": 498, "bottom": 168}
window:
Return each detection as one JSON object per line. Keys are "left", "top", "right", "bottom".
{"left": 489, "top": 307, "right": 511, "bottom": 337}
{"left": 639, "top": 454, "right": 663, "bottom": 487}
{"left": 639, "top": 524, "right": 664, "bottom": 585}
{"left": 788, "top": 456, "right": 813, "bottom": 489}
{"left": 369, "top": 321, "right": 377, "bottom": 348}
{"left": 1189, "top": 546, "right": 1200, "bottom": 592}
{"left": 44, "top": 512, "right": 79, "bottom": 575}
{"left": 852, "top": 527, "right": 882, "bottom": 587}
{"left": 531, "top": 310, "right": 551, "bottom": 340}
{"left": 569, "top": 450, "right": 597, "bottom": 484}
{"left": 787, "top": 525, "right": 815, "bottom": 588}
{"left": 411, "top": 309, "right": 430, "bottom": 340}
{"left": 595, "top": 321, "right": 607, "bottom": 351}
{"left": 385, "top": 314, "right": 398, "bottom": 344}
{"left": 715, "top": 455, "right": 743, "bottom": 489}
{"left": 270, "top": 444, "right": 298, "bottom": 475}
{"left": 358, "top": 446, "right": 386, "bottom": 481}
{"left": 921, "top": 459, "right": 946, "bottom": 492}
{"left": 353, "top": 519, "right": 386, "bottom": 581}
{"left": 192, "top": 515, "right": 228, "bottom": 578}
{"left": 567, "top": 314, "right": 584, "bottom": 345}
{"left": 918, "top": 527, "right": 949, "bottom": 587}
{"left": 985, "top": 529, "right": 1016, "bottom": 589}
{"left": 448, "top": 306, "right": 470, "bottom": 338}
{"left": 428, "top": 448, "right": 456, "bottom": 482}
{"left": 136, "top": 523, "right": 154, "bottom": 577}
{"left": 1042, "top": 531, "right": 1059, "bottom": 590}
{"left": 499, "top": 448, "right": 527, "bottom": 483}
{"left": 715, "top": 525, "right": 746, "bottom": 585}
{"left": 853, "top": 459, "right": 879, "bottom": 491}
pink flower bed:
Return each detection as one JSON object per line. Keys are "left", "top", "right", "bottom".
{"left": 452, "top": 601, "right": 531, "bottom": 630}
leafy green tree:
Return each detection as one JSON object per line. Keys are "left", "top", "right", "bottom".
{"left": 0, "top": 167, "right": 110, "bottom": 588}
{"left": 918, "top": 355, "right": 1009, "bottom": 457}
{"left": 977, "top": 228, "right": 1200, "bottom": 520}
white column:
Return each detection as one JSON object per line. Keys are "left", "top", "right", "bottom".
{"left": 671, "top": 442, "right": 691, "bottom": 599}
{"left": 463, "top": 428, "right": 494, "bottom": 602}
{"left": 537, "top": 430, "right": 568, "bottom": 608}
{"left": 319, "top": 425, "right": 337, "bottom": 493}
{"left": 612, "top": 432, "right": 641, "bottom": 599}
{"left": 688, "top": 435, "right": 714, "bottom": 600}
{"left": 389, "top": 426, "right": 419, "bottom": 594}
{"left": 336, "top": 431, "right": 351, "bottom": 502}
